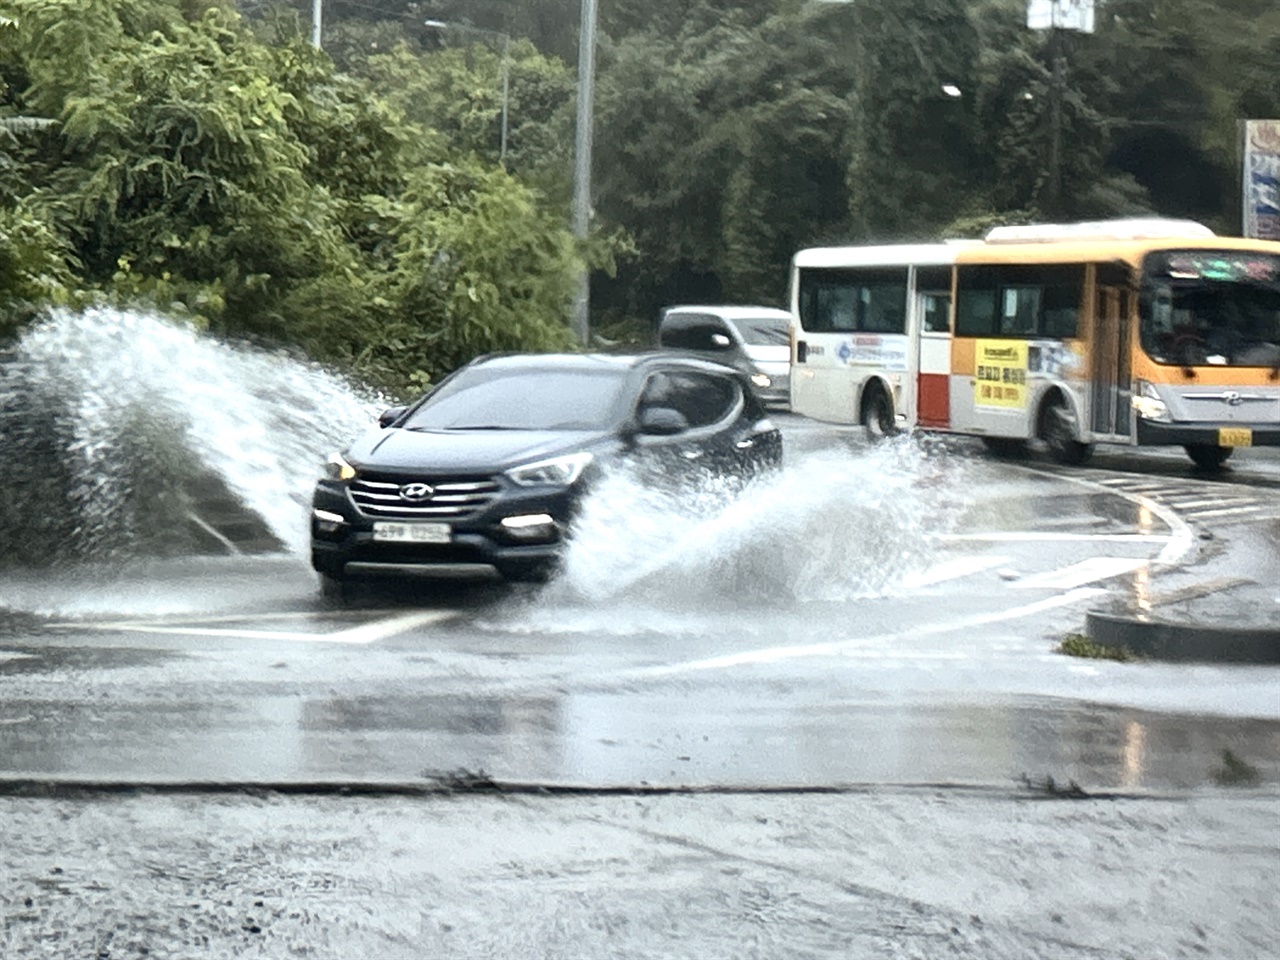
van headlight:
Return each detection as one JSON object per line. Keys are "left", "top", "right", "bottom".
{"left": 1132, "top": 380, "right": 1171, "bottom": 422}
{"left": 506, "top": 452, "right": 593, "bottom": 486}
{"left": 325, "top": 452, "right": 358, "bottom": 480}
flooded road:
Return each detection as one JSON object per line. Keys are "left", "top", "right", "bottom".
{"left": 2, "top": 418, "right": 1278, "bottom": 791}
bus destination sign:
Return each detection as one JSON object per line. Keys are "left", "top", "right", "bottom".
{"left": 1160, "top": 252, "right": 1280, "bottom": 282}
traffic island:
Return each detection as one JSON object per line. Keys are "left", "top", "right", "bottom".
{"left": 1084, "top": 607, "right": 1280, "bottom": 664}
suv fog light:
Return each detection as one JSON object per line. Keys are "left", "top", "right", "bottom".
{"left": 313, "top": 508, "right": 346, "bottom": 534}
{"left": 500, "top": 513, "right": 558, "bottom": 542}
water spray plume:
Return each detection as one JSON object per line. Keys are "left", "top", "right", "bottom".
{"left": 0, "top": 308, "right": 380, "bottom": 566}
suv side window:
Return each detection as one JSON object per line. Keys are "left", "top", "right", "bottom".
{"left": 642, "top": 370, "right": 741, "bottom": 428}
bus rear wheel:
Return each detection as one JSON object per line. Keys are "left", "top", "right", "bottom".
{"left": 861, "top": 386, "right": 896, "bottom": 441}
{"left": 1184, "top": 443, "right": 1234, "bottom": 470}
{"left": 1039, "top": 397, "right": 1093, "bottom": 466}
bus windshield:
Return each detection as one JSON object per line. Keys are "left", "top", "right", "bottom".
{"left": 1140, "top": 250, "right": 1280, "bottom": 367}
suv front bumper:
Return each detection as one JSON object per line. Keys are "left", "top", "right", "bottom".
{"left": 309, "top": 479, "right": 574, "bottom": 583}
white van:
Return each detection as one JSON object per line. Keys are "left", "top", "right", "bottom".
{"left": 657, "top": 305, "right": 792, "bottom": 408}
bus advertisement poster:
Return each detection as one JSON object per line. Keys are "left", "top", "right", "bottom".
{"left": 975, "top": 340, "right": 1028, "bottom": 409}
{"left": 1242, "top": 120, "right": 1280, "bottom": 240}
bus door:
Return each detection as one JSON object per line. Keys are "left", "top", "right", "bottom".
{"left": 1091, "top": 270, "right": 1133, "bottom": 439}
{"left": 914, "top": 266, "right": 954, "bottom": 429}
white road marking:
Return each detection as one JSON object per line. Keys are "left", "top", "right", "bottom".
{"left": 1045, "top": 471, "right": 1195, "bottom": 566}
{"left": 44, "top": 610, "right": 455, "bottom": 645}
{"left": 1181, "top": 505, "right": 1265, "bottom": 520}
{"left": 940, "top": 532, "right": 1169, "bottom": 544}
{"left": 901, "top": 555, "right": 1011, "bottom": 588}
{"left": 1009, "top": 556, "right": 1148, "bottom": 590}
{"left": 1163, "top": 497, "right": 1253, "bottom": 510}
{"left": 631, "top": 587, "right": 1108, "bottom": 677}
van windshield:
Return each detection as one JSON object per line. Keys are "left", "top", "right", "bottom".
{"left": 728, "top": 316, "right": 790, "bottom": 346}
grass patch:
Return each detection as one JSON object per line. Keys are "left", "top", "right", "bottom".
{"left": 1058, "top": 632, "right": 1138, "bottom": 662}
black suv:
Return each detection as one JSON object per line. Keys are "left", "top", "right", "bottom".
{"left": 310, "top": 352, "right": 782, "bottom": 594}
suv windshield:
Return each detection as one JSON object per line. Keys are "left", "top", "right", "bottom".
{"left": 1140, "top": 250, "right": 1280, "bottom": 367}
{"left": 728, "top": 316, "right": 791, "bottom": 346}
{"left": 403, "top": 367, "right": 628, "bottom": 431}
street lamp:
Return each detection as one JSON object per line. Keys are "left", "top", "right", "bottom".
{"left": 424, "top": 19, "right": 511, "bottom": 164}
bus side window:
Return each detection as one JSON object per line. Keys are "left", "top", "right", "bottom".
{"left": 922, "top": 294, "right": 951, "bottom": 332}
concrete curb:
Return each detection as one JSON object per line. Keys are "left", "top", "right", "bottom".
{"left": 1086, "top": 609, "right": 1280, "bottom": 664}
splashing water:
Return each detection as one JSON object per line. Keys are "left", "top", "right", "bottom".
{"left": 0, "top": 308, "right": 380, "bottom": 564}
{"left": 542, "top": 439, "right": 972, "bottom": 610}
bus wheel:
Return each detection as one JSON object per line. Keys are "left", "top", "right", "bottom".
{"left": 1184, "top": 443, "right": 1234, "bottom": 470}
{"left": 1039, "top": 397, "right": 1093, "bottom": 466}
{"left": 861, "top": 386, "right": 896, "bottom": 441}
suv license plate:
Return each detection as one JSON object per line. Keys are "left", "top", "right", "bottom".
{"left": 373, "top": 522, "right": 451, "bottom": 544}
{"left": 1218, "top": 427, "right": 1252, "bottom": 447}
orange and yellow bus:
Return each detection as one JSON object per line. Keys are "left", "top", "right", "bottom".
{"left": 788, "top": 219, "right": 1280, "bottom": 468}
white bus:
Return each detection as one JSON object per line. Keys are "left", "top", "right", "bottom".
{"left": 788, "top": 220, "right": 1280, "bottom": 467}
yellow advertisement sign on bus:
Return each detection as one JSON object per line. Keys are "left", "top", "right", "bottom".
{"left": 975, "top": 340, "right": 1028, "bottom": 409}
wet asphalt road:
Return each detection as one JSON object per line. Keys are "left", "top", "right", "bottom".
{"left": 0, "top": 417, "right": 1278, "bottom": 791}
{"left": 3, "top": 419, "right": 1280, "bottom": 958}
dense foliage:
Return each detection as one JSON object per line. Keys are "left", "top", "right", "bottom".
{"left": 2, "top": 0, "right": 1280, "bottom": 385}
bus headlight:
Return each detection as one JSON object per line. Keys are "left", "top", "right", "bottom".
{"left": 751, "top": 373, "right": 771, "bottom": 388}
{"left": 1132, "top": 380, "right": 1171, "bottom": 422}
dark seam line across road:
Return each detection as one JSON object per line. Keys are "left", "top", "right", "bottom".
{"left": 0, "top": 777, "right": 1188, "bottom": 801}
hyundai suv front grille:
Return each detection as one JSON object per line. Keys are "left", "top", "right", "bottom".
{"left": 349, "top": 476, "right": 501, "bottom": 519}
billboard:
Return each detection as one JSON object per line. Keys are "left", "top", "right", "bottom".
{"left": 1242, "top": 120, "right": 1280, "bottom": 240}
{"left": 1026, "top": 0, "right": 1095, "bottom": 33}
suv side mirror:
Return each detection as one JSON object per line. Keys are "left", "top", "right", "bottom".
{"left": 378, "top": 406, "right": 407, "bottom": 428}
{"left": 637, "top": 406, "right": 689, "bottom": 436}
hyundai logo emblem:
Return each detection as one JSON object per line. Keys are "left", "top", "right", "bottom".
{"left": 1223, "top": 391, "right": 1244, "bottom": 406}
{"left": 399, "top": 482, "right": 435, "bottom": 502}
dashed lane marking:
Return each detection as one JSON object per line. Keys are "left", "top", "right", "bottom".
{"left": 45, "top": 610, "right": 456, "bottom": 645}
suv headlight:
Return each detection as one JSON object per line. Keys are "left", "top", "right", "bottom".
{"left": 325, "top": 452, "right": 358, "bottom": 480}
{"left": 1132, "top": 380, "right": 1171, "bottom": 422}
{"left": 506, "top": 452, "right": 593, "bottom": 486}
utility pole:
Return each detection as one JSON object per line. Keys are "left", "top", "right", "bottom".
{"left": 1046, "top": 27, "right": 1065, "bottom": 215}
{"left": 1027, "top": 0, "right": 1094, "bottom": 217}
{"left": 571, "top": 0, "right": 598, "bottom": 347}
{"left": 424, "top": 20, "right": 511, "bottom": 165}
{"left": 311, "top": 0, "right": 322, "bottom": 49}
